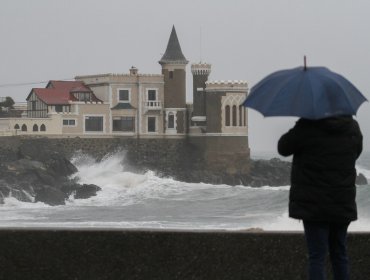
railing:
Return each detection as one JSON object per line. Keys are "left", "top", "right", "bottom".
{"left": 144, "top": 101, "right": 162, "bottom": 110}
{"left": 24, "top": 109, "right": 48, "bottom": 118}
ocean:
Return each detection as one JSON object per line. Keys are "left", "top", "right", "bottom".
{"left": 0, "top": 151, "right": 369, "bottom": 232}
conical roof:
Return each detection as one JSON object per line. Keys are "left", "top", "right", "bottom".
{"left": 159, "top": 26, "right": 188, "bottom": 65}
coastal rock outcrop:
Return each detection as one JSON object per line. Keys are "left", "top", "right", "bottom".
{"left": 153, "top": 157, "right": 292, "bottom": 187}
{"left": 0, "top": 140, "right": 101, "bottom": 205}
{"left": 164, "top": 157, "right": 367, "bottom": 187}
{"left": 243, "top": 158, "right": 292, "bottom": 187}
{"left": 356, "top": 173, "right": 368, "bottom": 185}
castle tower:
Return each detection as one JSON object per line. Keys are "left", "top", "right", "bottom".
{"left": 159, "top": 26, "right": 188, "bottom": 134}
{"left": 191, "top": 63, "right": 211, "bottom": 126}
{"left": 188, "top": 80, "right": 250, "bottom": 179}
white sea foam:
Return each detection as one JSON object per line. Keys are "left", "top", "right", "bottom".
{"left": 1, "top": 197, "right": 50, "bottom": 209}
{"left": 257, "top": 212, "right": 303, "bottom": 231}
{"left": 357, "top": 166, "right": 370, "bottom": 181}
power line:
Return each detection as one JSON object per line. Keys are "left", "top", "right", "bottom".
{"left": 0, "top": 78, "right": 75, "bottom": 88}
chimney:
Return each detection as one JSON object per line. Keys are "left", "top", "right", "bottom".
{"left": 129, "top": 66, "right": 138, "bottom": 75}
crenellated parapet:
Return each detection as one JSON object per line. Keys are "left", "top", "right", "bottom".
{"left": 191, "top": 63, "right": 212, "bottom": 76}
{"left": 205, "top": 80, "right": 248, "bottom": 92}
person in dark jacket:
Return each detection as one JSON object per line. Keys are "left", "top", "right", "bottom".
{"left": 278, "top": 115, "right": 363, "bottom": 280}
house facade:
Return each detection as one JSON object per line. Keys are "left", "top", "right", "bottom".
{"left": 75, "top": 70, "right": 167, "bottom": 137}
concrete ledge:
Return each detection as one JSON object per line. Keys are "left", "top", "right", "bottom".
{"left": 0, "top": 229, "right": 369, "bottom": 280}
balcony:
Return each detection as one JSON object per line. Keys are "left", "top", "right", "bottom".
{"left": 144, "top": 101, "right": 162, "bottom": 111}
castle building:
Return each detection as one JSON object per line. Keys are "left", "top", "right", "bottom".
{"left": 0, "top": 26, "right": 250, "bottom": 170}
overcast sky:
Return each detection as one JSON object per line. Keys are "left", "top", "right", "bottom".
{"left": 1, "top": 0, "right": 369, "bottom": 153}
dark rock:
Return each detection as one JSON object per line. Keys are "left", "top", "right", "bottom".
{"left": 18, "top": 140, "right": 77, "bottom": 177}
{"left": 237, "top": 158, "right": 291, "bottom": 187}
{"left": 150, "top": 157, "right": 292, "bottom": 187}
{"left": 356, "top": 173, "right": 368, "bottom": 185}
{"left": 34, "top": 185, "right": 68, "bottom": 206}
{"left": 0, "top": 140, "right": 101, "bottom": 206}
{"left": 74, "top": 184, "right": 101, "bottom": 199}
{"left": 0, "top": 181, "right": 33, "bottom": 204}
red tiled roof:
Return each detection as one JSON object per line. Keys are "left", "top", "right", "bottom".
{"left": 27, "top": 80, "right": 102, "bottom": 105}
{"left": 32, "top": 88, "right": 77, "bottom": 105}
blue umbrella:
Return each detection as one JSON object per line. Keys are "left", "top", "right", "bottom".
{"left": 243, "top": 62, "right": 367, "bottom": 120}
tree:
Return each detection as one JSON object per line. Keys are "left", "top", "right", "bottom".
{"left": 0, "top": 96, "right": 15, "bottom": 109}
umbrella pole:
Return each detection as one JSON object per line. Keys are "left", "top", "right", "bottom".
{"left": 304, "top": 55, "right": 307, "bottom": 71}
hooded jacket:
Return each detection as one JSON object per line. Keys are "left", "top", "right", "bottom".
{"left": 278, "top": 116, "right": 363, "bottom": 222}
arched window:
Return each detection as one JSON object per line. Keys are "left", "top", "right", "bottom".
{"left": 14, "top": 124, "right": 20, "bottom": 129}
{"left": 40, "top": 124, "right": 46, "bottom": 131}
{"left": 33, "top": 124, "right": 38, "bottom": 132}
{"left": 239, "top": 106, "right": 243, "bottom": 126}
{"left": 232, "top": 105, "right": 237, "bottom": 126}
{"left": 168, "top": 113, "right": 175, "bottom": 128}
{"left": 225, "top": 105, "right": 230, "bottom": 126}
{"left": 21, "top": 124, "right": 27, "bottom": 131}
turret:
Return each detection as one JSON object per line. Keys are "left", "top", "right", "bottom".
{"left": 191, "top": 63, "right": 211, "bottom": 123}
{"left": 159, "top": 25, "right": 188, "bottom": 109}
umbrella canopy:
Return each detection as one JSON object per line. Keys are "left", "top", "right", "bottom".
{"left": 243, "top": 66, "right": 367, "bottom": 120}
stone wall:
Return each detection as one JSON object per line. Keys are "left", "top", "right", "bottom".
{"left": 0, "top": 229, "right": 369, "bottom": 280}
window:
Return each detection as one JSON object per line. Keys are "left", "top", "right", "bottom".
{"left": 168, "top": 113, "right": 174, "bottom": 129}
{"left": 63, "top": 119, "right": 76, "bottom": 126}
{"left": 225, "top": 105, "right": 230, "bottom": 126}
{"left": 85, "top": 116, "right": 103, "bottom": 132}
{"left": 40, "top": 124, "right": 46, "bottom": 131}
{"left": 148, "top": 90, "right": 157, "bottom": 101}
{"left": 113, "top": 117, "right": 135, "bottom": 132}
{"left": 33, "top": 124, "right": 38, "bottom": 132}
{"left": 118, "top": 89, "right": 130, "bottom": 102}
{"left": 21, "top": 124, "right": 27, "bottom": 131}
{"left": 232, "top": 105, "right": 237, "bottom": 126}
{"left": 14, "top": 124, "right": 20, "bottom": 129}
{"left": 169, "top": 71, "right": 174, "bottom": 79}
{"left": 55, "top": 105, "right": 63, "bottom": 112}
{"left": 147, "top": 117, "right": 156, "bottom": 132}
{"left": 82, "top": 93, "right": 91, "bottom": 102}
{"left": 74, "top": 92, "right": 91, "bottom": 102}
{"left": 31, "top": 101, "right": 36, "bottom": 111}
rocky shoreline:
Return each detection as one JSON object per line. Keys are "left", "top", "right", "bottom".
{"left": 0, "top": 137, "right": 367, "bottom": 205}
{"left": 0, "top": 141, "right": 101, "bottom": 205}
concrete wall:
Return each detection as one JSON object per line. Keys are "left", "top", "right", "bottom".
{"left": 9, "top": 116, "right": 62, "bottom": 135}
{"left": 0, "top": 229, "right": 369, "bottom": 280}
{"left": 189, "top": 135, "right": 250, "bottom": 174}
